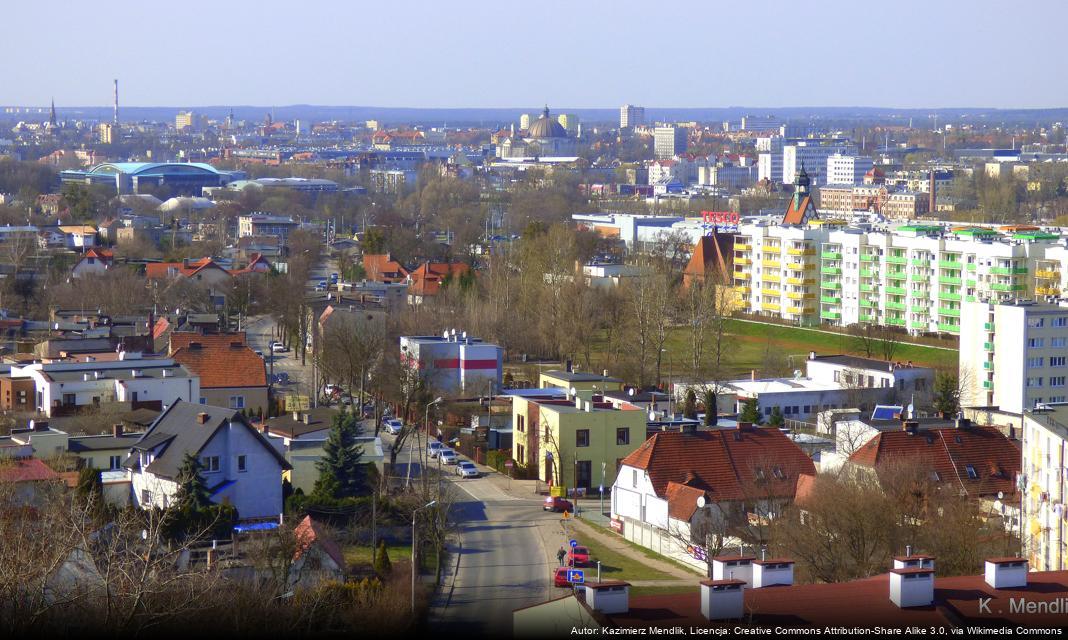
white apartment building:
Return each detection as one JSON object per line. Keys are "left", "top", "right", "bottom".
{"left": 1021, "top": 407, "right": 1068, "bottom": 571}
{"left": 698, "top": 163, "right": 757, "bottom": 191}
{"left": 826, "top": 154, "right": 874, "bottom": 186}
{"left": 960, "top": 299, "right": 1068, "bottom": 413}
{"left": 757, "top": 136, "right": 785, "bottom": 184}
{"left": 654, "top": 126, "right": 687, "bottom": 159}
{"left": 734, "top": 221, "right": 1060, "bottom": 335}
{"left": 783, "top": 142, "right": 858, "bottom": 186}
{"left": 620, "top": 104, "right": 645, "bottom": 129}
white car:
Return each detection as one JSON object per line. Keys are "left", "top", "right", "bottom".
{"left": 383, "top": 418, "right": 404, "bottom": 435}
{"left": 270, "top": 342, "right": 287, "bottom": 353}
{"left": 456, "top": 461, "right": 479, "bottom": 478}
{"left": 427, "top": 441, "right": 444, "bottom": 458}
{"left": 438, "top": 449, "right": 458, "bottom": 465}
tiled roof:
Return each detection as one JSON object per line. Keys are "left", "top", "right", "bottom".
{"left": 169, "top": 333, "right": 265, "bottom": 389}
{"left": 145, "top": 258, "right": 230, "bottom": 280}
{"left": 0, "top": 458, "right": 61, "bottom": 483}
{"left": 782, "top": 194, "right": 816, "bottom": 225}
{"left": 408, "top": 261, "right": 471, "bottom": 297}
{"left": 621, "top": 428, "right": 816, "bottom": 502}
{"left": 293, "top": 515, "right": 346, "bottom": 571}
{"left": 848, "top": 425, "right": 1020, "bottom": 498}
{"left": 665, "top": 481, "right": 706, "bottom": 521}
{"left": 362, "top": 254, "right": 409, "bottom": 283}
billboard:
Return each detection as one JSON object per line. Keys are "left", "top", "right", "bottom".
{"left": 701, "top": 211, "right": 739, "bottom": 233}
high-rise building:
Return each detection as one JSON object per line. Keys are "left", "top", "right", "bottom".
{"left": 783, "top": 142, "right": 858, "bottom": 186}
{"left": 97, "top": 123, "right": 114, "bottom": 144}
{"left": 826, "top": 154, "right": 874, "bottom": 185}
{"left": 175, "top": 111, "right": 195, "bottom": 132}
{"left": 653, "top": 125, "right": 687, "bottom": 159}
{"left": 556, "top": 113, "right": 580, "bottom": 136}
{"left": 620, "top": 104, "right": 645, "bottom": 129}
{"left": 1021, "top": 406, "right": 1068, "bottom": 571}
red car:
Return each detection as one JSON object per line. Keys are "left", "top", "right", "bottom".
{"left": 544, "top": 496, "right": 574, "bottom": 512}
{"left": 553, "top": 566, "right": 575, "bottom": 588}
{"left": 568, "top": 545, "right": 591, "bottom": 567}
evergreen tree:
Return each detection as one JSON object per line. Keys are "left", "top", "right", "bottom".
{"left": 174, "top": 452, "right": 212, "bottom": 512}
{"left": 768, "top": 406, "right": 785, "bottom": 428}
{"left": 703, "top": 388, "right": 718, "bottom": 427}
{"left": 315, "top": 409, "right": 365, "bottom": 498}
{"left": 739, "top": 397, "right": 762, "bottom": 424}
{"left": 933, "top": 372, "right": 961, "bottom": 417}
{"left": 683, "top": 389, "right": 697, "bottom": 419}
{"left": 373, "top": 539, "right": 392, "bottom": 577}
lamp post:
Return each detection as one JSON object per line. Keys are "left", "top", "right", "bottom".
{"left": 662, "top": 348, "right": 674, "bottom": 417}
{"left": 423, "top": 397, "right": 442, "bottom": 493}
{"left": 411, "top": 499, "right": 437, "bottom": 614}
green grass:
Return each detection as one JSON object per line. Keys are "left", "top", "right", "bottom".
{"left": 570, "top": 535, "right": 676, "bottom": 582}
{"left": 582, "top": 517, "right": 704, "bottom": 577}
{"left": 343, "top": 543, "right": 411, "bottom": 567}
{"left": 630, "top": 585, "right": 699, "bottom": 596}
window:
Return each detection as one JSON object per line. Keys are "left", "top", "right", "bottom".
{"left": 576, "top": 429, "right": 590, "bottom": 447}
{"left": 517, "top": 443, "right": 525, "bottom": 463}
{"left": 965, "top": 464, "right": 978, "bottom": 480}
{"left": 1028, "top": 317, "right": 1046, "bottom": 328}
{"left": 141, "top": 489, "right": 152, "bottom": 504}
{"left": 203, "top": 456, "right": 220, "bottom": 472}
{"left": 237, "top": 455, "right": 247, "bottom": 472}
{"left": 1054, "top": 337, "right": 1068, "bottom": 348}
{"left": 1028, "top": 357, "right": 1045, "bottom": 368}
{"left": 109, "top": 455, "right": 122, "bottom": 470}
{"left": 575, "top": 460, "right": 592, "bottom": 489}
{"left": 1029, "top": 338, "right": 1046, "bottom": 349}
{"left": 1055, "top": 317, "right": 1068, "bottom": 327}
{"left": 632, "top": 469, "right": 638, "bottom": 488}
{"left": 616, "top": 428, "right": 630, "bottom": 446}
{"left": 229, "top": 396, "right": 245, "bottom": 409}
{"left": 1052, "top": 377, "right": 1066, "bottom": 387}
{"left": 1052, "top": 357, "right": 1067, "bottom": 367}
{"left": 517, "top": 415, "right": 525, "bottom": 433}
{"left": 1027, "top": 377, "right": 1044, "bottom": 388}
{"left": 200, "top": 397, "right": 207, "bottom": 404}
{"left": 63, "top": 393, "right": 76, "bottom": 406}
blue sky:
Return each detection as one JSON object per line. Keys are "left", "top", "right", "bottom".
{"left": 3, "top": 0, "right": 1065, "bottom": 109}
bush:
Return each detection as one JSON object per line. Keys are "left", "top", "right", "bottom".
{"left": 373, "top": 540, "right": 392, "bottom": 577}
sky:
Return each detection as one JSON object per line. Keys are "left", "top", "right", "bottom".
{"left": 3, "top": 0, "right": 1067, "bottom": 110}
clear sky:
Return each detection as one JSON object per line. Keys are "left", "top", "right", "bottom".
{"left": 3, "top": 0, "right": 1066, "bottom": 109}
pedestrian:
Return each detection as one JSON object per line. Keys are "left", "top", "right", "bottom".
{"left": 557, "top": 546, "right": 566, "bottom": 566}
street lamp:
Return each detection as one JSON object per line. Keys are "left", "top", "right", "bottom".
{"left": 661, "top": 348, "right": 674, "bottom": 416}
{"left": 411, "top": 499, "right": 437, "bottom": 614}
{"left": 422, "top": 397, "right": 443, "bottom": 493}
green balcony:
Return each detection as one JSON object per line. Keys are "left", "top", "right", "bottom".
{"left": 911, "top": 305, "right": 929, "bottom": 314}
{"left": 910, "top": 321, "right": 928, "bottom": 330}
{"left": 938, "top": 260, "right": 962, "bottom": 269}
{"left": 938, "top": 307, "right": 961, "bottom": 317}
{"left": 821, "top": 267, "right": 842, "bottom": 275}
{"left": 991, "top": 283, "right": 1026, "bottom": 292}
{"left": 821, "top": 252, "right": 842, "bottom": 260}
{"left": 966, "top": 295, "right": 977, "bottom": 302}
{"left": 860, "top": 299, "right": 879, "bottom": 308}
{"left": 939, "top": 276, "right": 962, "bottom": 285}
{"left": 967, "top": 263, "right": 977, "bottom": 271}
{"left": 860, "top": 313, "right": 876, "bottom": 323}
{"left": 887, "top": 317, "right": 906, "bottom": 327}
{"left": 860, "top": 283, "right": 875, "bottom": 292}
{"left": 909, "top": 274, "right": 929, "bottom": 282}
{"left": 938, "top": 292, "right": 962, "bottom": 302}
{"left": 820, "top": 296, "right": 841, "bottom": 304}
{"left": 886, "top": 256, "right": 907, "bottom": 265}
{"left": 938, "top": 323, "right": 960, "bottom": 333}
{"left": 860, "top": 270, "right": 875, "bottom": 279}
{"left": 860, "top": 254, "right": 878, "bottom": 262}
{"left": 821, "top": 311, "right": 841, "bottom": 321}
{"left": 886, "top": 301, "right": 906, "bottom": 310}
{"left": 966, "top": 279, "right": 977, "bottom": 287}
{"left": 982, "top": 380, "right": 993, "bottom": 389}
{"left": 990, "top": 266, "right": 1029, "bottom": 275}
{"left": 885, "top": 286, "right": 907, "bottom": 295}
{"left": 984, "top": 322, "right": 995, "bottom": 331}
{"left": 821, "top": 280, "right": 841, "bottom": 290}
{"left": 911, "top": 259, "right": 932, "bottom": 267}
{"left": 887, "top": 272, "right": 907, "bottom": 280}
{"left": 983, "top": 361, "right": 994, "bottom": 370}
{"left": 983, "top": 342, "right": 994, "bottom": 351}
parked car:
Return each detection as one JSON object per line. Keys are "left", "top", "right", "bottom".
{"left": 314, "top": 284, "right": 326, "bottom": 292}
{"left": 456, "top": 461, "right": 479, "bottom": 478}
{"left": 543, "top": 496, "right": 574, "bottom": 512}
{"left": 553, "top": 566, "right": 578, "bottom": 588}
{"left": 270, "top": 342, "right": 287, "bottom": 353}
{"left": 427, "top": 441, "right": 444, "bottom": 458}
{"left": 383, "top": 418, "right": 404, "bottom": 435}
{"left": 324, "top": 384, "right": 342, "bottom": 397}
{"left": 568, "top": 545, "right": 591, "bottom": 567}
{"left": 438, "top": 449, "right": 458, "bottom": 465}
{"left": 253, "top": 349, "right": 264, "bottom": 357}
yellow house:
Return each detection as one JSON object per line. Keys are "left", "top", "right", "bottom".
{"left": 538, "top": 370, "right": 624, "bottom": 393}
{"left": 512, "top": 390, "right": 647, "bottom": 492}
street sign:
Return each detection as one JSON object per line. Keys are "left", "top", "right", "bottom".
{"left": 285, "top": 395, "right": 310, "bottom": 412}
{"left": 569, "top": 539, "right": 578, "bottom": 548}
{"left": 504, "top": 460, "right": 514, "bottom": 468}
{"left": 567, "top": 569, "right": 584, "bottom": 584}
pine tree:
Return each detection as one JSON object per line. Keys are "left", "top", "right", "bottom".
{"left": 703, "top": 388, "right": 717, "bottom": 427}
{"left": 315, "top": 409, "right": 365, "bottom": 498}
{"left": 683, "top": 389, "right": 697, "bottom": 419}
{"left": 739, "top": 397, "right": 762, "bottom": 424}
{"left": 373, "top": 539, "right": 392, "bottom": 577}
{"left": 174, "top": 452, "right": 212, "bottom": 512}
{"left": 768, "top": 406, "right": 785, "bottom": 428}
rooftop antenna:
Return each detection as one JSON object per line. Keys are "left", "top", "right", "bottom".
{"left": 113, "top": 79, "right": 119, "bottom": 126}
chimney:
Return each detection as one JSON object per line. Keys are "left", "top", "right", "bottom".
{"left": 582, "top": 581, "right": 630, "bottom": 614}
{"left": 712, "top": 555, "right": 755, "bottom": 586}
{"left": 196, "top": 412, "right": 209, "bottom": 425}
{"left": 33, "top": 420, "right": 48, "bottom": 432}
{"left": 902, "top": 420, "right": 919, "bottom": 435}
{"left": 302, "top": 413, "right": 311, "bottom": 424}
{"left": 293, "top": 411, "right": 300, "bottom": 421}
{"left": 928, "top": 169, "right": 936, "bottom": 214}
{"left": 682, "top": 421, "right": 698, "bottom": 435}
{"left": 112, "top": 423, "right": 124, "bottom": 437}
{"left": 750, "top": 370, "right": 756, "bottom": 381}
{"left": 893, "top": 550, "right": 935, "bottom": 571}
{"left": 700, "top": 578, "right": 745, "bottom": 620}
{"left": 889, "top": 566, "right": 934, "bottom": 608}
{"left": 809, "top": 351, "right": 816, "bottom": 361}
{"left": 83, "top": 373, "right": 92, "bottom": 381}
{"left": 566, "top": 359, "right": 573, "bottom": 373}
{"left": 737, "top": 421, "right": 753, "bottom": 432}
{"left": 984, "top": 558, "right": 1028, "bottom": 589}
{"left": 954, "top": 416, "right": 970, "bottom": 430}
{"left": 752, "top": 557, "right": 794, "bottom": 588}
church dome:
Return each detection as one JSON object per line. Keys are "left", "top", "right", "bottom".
{"left": 527, "top": 106, "right": 567, "bottom": 139}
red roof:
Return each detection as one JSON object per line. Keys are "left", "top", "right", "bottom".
{"left": 848, "top": 425, "right": 1020, "bottom": 498}
{"left": 782, "top": 194, "right": 816, "bottom": 225}
{"left": 145, "top": 258, "right": 231, "bottom": 280}
{"left": 293, "top": 515, "right": 346, "bottom": 571}
{"left": 0, "top": 458, "right": 61, "bottom": 483}
{"left": 408, "top": 261, "right": 471, "bottom": 297}
{"left": 621, "top": 428, "right": 816, "bottom": 503}
{"left": 362, "top": 254, "right": 409, "bottom": 283}
{"left": 169, "top": 333, "right": 266, "bottom": 389}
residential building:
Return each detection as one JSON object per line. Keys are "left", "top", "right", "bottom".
{"left": 400, "top": 331, "right": 503, "bottom": 396}
{"left": 407, "top": 261, "right": 472, "bottom": 304}
{"left": 611, "top": 424, "right": 815, "bottom": 571}
{"left": 960, "top": 299, "right": 1068, "bottom": 412}
{"left": 9, "top": 357, "right": 198, "bottom": 417}
{"left": 237, "top": 213, "right": 300, "bottom": 245}
{"left": 58, "top": 225, "right": 97, "bottom": 249}
{"left": 289, "top": 516, "right": 346, "bottom": 590}
{"left": 826, "top": 154, "right": 873, "bottom": 186}
{"left": 169, "top": 333, "right": 268, "bottom": 415}
{"left": 126, "top": 401, "right": 291, "bottom": 520}
{"left": 538, "top": 370, "right": 624, "bottom": 394}
{"left": 71, "top": 248, "right": 113, "bottom": 279}
{"left": 362, "top": 253, "right": 409, "bottom": 283}
{"left": 782, "top": 141, "right": 858, "bottom": 186}
{"left": 654, "top": 126, "right": 687, "bottom": 159}
{"left": 67, "top": 425, "right": 142, "bottom": 471}
{"left": 511, "top": 388, "right": 647, "bottom": 491}
{"left": 1021, "top": 406, "right": 1068, "bottom": 571}
{"left": 620, "top": 104, "right": 645, "bottom": 129}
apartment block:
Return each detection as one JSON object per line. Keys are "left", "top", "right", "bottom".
{"left": 1021, "top": 407, "right": 1068, "bottom": 571}
{"left": 826, "top": 154, "right": 874, "bottom": 186}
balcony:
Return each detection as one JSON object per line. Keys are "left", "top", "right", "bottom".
{"left": 984, "top": 322, "right": 995, "bottom": 331}
{"left": 761, "top": 288, "right": 781, "bottom": 297}
{"left": 860, "top": 254, "right": 879, "bottom": 262}
{"left": 887, "top": 271, "right": 907, "bottom": 281}
{"left": 990, "top": 266, "right": 1028, "bottom": 275}
{"left": 788, "top": 247, "right": 815, "bottom": 256}
{"left": 938, "top": 260, "right": 962, "bottom": 269}
{"left": 786, "top": 262, "right": 810, "bottom": 271}
{"left": 786, "top": 291, "right": 814, "bottom": 300}
{"left": 886, "top": 256, "right": 907, "bottom": 265}
{"left": 1036, "top": 286, "right": 1061, "bottom": 296}
{"left": 787, "top": 305, "right": 814, "bottom": 315}
{"left": 886, "top": 301, "right": 907, "bottom": 310}
{"left": 938, "top": 307, "right": 961, "bottom": 317}
{"left": 735, "top": 257, "right": 752, "bottom": 265}
{"left": 939, "top": 276, "right": 962, "bottom": 285}
{"left": 910, "top": 259, "right": 932, "bottom": 267}
{"left": 763, "top": 274, "right": 781, "bottom": 283}
{"left": 885, "top": 286, "right": 907, "bottom": 295}
{"left": 983, "top": 361, "right": 994, "bottom": 370}
{"left": 967, "top": 263, "right": 976, "bottom": 271}
{"left": 734, "top": 285, "right": 749, "bottom": 295}
{"left": 821, "top": 311, "right": 841, "bottom": 321}
{"left": 821, "top": 267, "right": 842, "bottom": 275}
{"left": 786, "top": 277, "right": 816, "bottom": 285}
{"left": 821, "top": 280, "right": 842, "bottom": 290}
{"left": 887, "top": 317, "right": 906, "bottom": 327}
{"left": 1036, "top": 269, "right": 1060, "bottom": 279}
{"left": 762, "top": 259, "right": 781, "bottom": 268}
{"left": 860, "top": 283, "right": 875, "bottom": 292}
{"left": 821, "top": 295, "right": 841, "bottom": 305}
{"left": 763, "top": 245, "right": 782, "bottom": 254}
{"left": 860, "top": 313, "right": 876, "bottom": 323}
{"left": 910, "top": 305, "right": 929, "bottom": 314}
{"left": 938, "top": 292, "right": 962, "bottom": 302}
{"left": 984, "top": 342, "right": 994, "bottom": 351}
{"left": 938, "top": 323, "right": 960, "bottom": 333}
{"left": 909, "top": 273, "right": 929, "bottom": 282}
{"left": 860, "top": 270, "right": 876, "bottom": 279}
{"left": 910, "top": 321, "right": 928, "bottom": 330}
{"left": 982, "top": 380, "right": 993, "bottom": 389}
{"left": 860, "top": 299, "right": 879, "bottom": 308}
{"left": 734, "top": 243, "right": 751, "bottom": 252}
{"left": 761, "top": 302, "right": 781, "bottom": 312}
{"left": 821, "top": 251, "right": 842, "bottom": 260}
{"left": 991, "top": 283, "right": 1026, "bottom": 292}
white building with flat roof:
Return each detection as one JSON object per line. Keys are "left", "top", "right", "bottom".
{"left": 826, "top": 154, "right": 874, "bottom": 186}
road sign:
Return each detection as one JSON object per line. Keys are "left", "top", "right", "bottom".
{"left": 285, "top": 395, "right": 310, "bottom": 412}
{"left": 569, "top": 539, "right": 578, "bottom": 548}
{"left": 567, "top": 569, "right": 584, "bottom": 584}
{"left": 504, "top": 460, "right": 514, "bottom": 468}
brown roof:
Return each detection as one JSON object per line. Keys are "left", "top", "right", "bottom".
{"left": 169, "top": 333, "right": 266, "bottom": 389}
{"left": 145, "top": 258, "right": 232, "bottom": 280}
{"left": 0, "top": 458, "right": 61, "bottom": 483}
{"left": 848, "top": 425, "right": 1020, "bottom": 498}
{"left": 293, "top": 516, "right": 346, "bottom": 572}
{"left": 362, "top": 254, "right": 409, "bottom": 283}
{"left": 665, "top": 481, "right": 706, "bottom": 521}
{"left": 682, "top": 235, "right": 728, "bottom": 285}
{"left": 621, "top": 428, "right": 816, "bottom": 503}
{"left": 408, "top": 261, "right": 471, "bottom": 297}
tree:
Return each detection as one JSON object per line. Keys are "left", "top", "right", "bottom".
{"left": 314, "top": 410, "right": 366, "bottom": 498}
{"left": 683, "top": 389, "right": 697, "bottom": 419}
{"left": 767, "top": 406, "right": 785, "bottom": 428}
{"left": 932, "top": 371, "right": 961, "bottom": 417}
{"left": 174, "top": 452, "right": 212, "bottom": 513}
{"left": 703, "top": 388, "right": 718, "bottom": 427}
{"left": 739, "top": 397, "right": 761, "bottom": 424}
{"left": 372, "top": 539, "right": 392, "bottom": 577}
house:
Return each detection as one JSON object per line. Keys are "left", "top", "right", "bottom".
{"left": 58, "top": 225, "right": 97, "bottom": 249}
{"left": 0, "top": 457, "right": 62, "bottom": 504}
{"left": 260, "top": 408, "right": 338, "bottom": 442}
{"left": 407, "top": 261, "right": 471, "bottom": 304}
{"left": 362, "top": 253, "right": 409, "bottom": 284}
{"left": 681, "top": 234, "right": 732, "bottom": 288}
{"left": 288, "top": 515, "right": 347, "bottom": 590}
{"left": 538, "top": 370, "right": 624, "bottom": 394}
{"left": 169, "top": 333, "right": 267, "bottom": 415}
{"left": 611, "top": 423, "right": 816, "bottom": 571}
{"left": 71, "top": 248, "right": 114, "bottom": 279}
{"left": 125, "top": 401, "right": 291, "bottom": 520}
{"left": 67, "top": 424, "right": 143, "bottom": 471}
{"left": 845, "top": 419, "right": 1022, "bottom": 530}
{"left": 145, "top": 258, "right": 233, "bottom": 290}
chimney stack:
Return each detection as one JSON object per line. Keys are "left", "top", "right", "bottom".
{"left": 113, "top": 423, "right": 124, "bottom": 438}
{"left": 302, "top": 413, "right": 311, "bottom": 424}
{"left": 889, "top": 566, "right": 934, "bottom": 608}
{"left": 752, "top": 557, "right": 794, "bottom": 588}
{"left": 984, "top": 558, "right": 1028, "bottom": 589}
{"left": 582, "top": 582, "right": 630, "bottom": 614}
{"left": 700, "top": 578, "right": 745, "bottom": 620}
{"left": 293, "top": 411, "right": 300, "bottom": 421}
{"left": 196, "top": 412, "right": 209, "bottom": 425}
{"left": 712, "top": 555, "right": 755, "bottom": 586}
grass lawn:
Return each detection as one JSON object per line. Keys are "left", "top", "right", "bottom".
{"left": 572, "top": 535, "right": 676, "bottom": 582}
{"left": 343, "top": 543, "right": 411, "bottom": 568}
{"left": 630, "top": 585, "right": 699, "bottom": 597}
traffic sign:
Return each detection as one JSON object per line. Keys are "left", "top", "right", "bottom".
{"left": 569, "top": 539, "right": 578, "bottom": 548}
{"left": 567, "top": 569, "right": 585, "bottom": 584}
{"left": 504, "top": 460, "right": 514, "bottom": 468}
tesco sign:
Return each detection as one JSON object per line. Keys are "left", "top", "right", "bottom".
{"left": 701, "top": 211, "right": 739, "bottom": 225}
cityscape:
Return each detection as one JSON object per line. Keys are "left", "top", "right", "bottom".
{"left": 2, "top": 1, "right": 1068, "bottom": 637}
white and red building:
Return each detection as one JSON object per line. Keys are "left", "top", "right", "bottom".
{"left": 399, "top": 330, "right": 503, "bottom": 396}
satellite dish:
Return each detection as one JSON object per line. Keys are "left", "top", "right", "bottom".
{"left": 628, "top": 388, "right": 636, "bottom": 397}
{"left": 570, "top": 387, "right": 578, "bottom": 397}
{"left": 648, "top": 410, "right": 657, "bottom": 421}
{"left": 697, "top": 496, "right": 706, "bottom": 508}
{"left": 998, "top": 491, "right": 1004, "bottom": 500}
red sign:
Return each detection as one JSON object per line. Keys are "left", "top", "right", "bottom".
{"left": 504, "top": 460, "right": 514, "bottom": 468}
{"left": 610, "top": 518, "right": 624, "bottom": 534}
{"left": 701, "top": 211, "right": 739, "bottom": 225}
